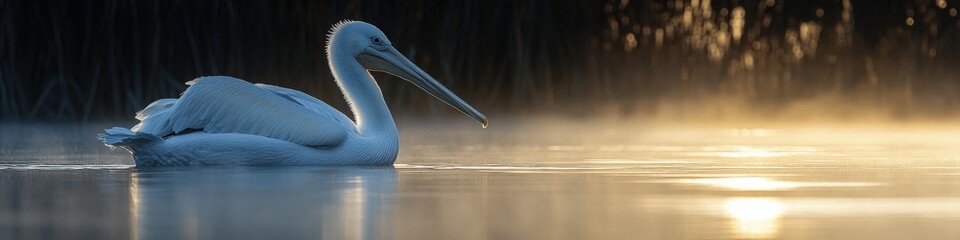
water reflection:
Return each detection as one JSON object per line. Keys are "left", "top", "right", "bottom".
{"left": 697, "top": 145, "right": 817, "bottom": 158}
{"left": 4, "top": 124, "right": 960, "bottom": 239}
{"left": 725, "top": 198, "right": 785, "bottom": 239}
{"left": 695, "top": 177, "right": 798, "bottom": 191}
{"left": 127, "top": 167, "right": 396, "bottom": 240}
{"left": 679, "top": 176, "right": 882, "bottom": 191}
{"left": 713, "top": 146, "right": 786, "bottom": 158}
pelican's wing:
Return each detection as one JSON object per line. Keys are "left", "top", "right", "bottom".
{"left": 131, "top": 98, "right": 177, "bottom": 133}
{"left": 140, "top": 76, "right": 350, "bottom": 147}
{"left": 254, "top": 83, "right": 355, "bottom": 131}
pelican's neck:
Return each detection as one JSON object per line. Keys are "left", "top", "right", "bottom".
{"left": 330, "top": 54, "right": 398, "bottom": 138}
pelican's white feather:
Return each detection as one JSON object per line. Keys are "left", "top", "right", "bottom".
{"left": 146, "top": 76, "right": 350, "bottom": 147}
{"left": 135, "top": 98, "right": 177, "bottom": 120}
{"left": 131, "top": 98, "right": 177, "bottom": 132}
{"left": 255, "top": 83, "right": 355, "bottom": 131}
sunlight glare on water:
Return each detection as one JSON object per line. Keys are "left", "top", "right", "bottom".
{"left": 725, "top": 197, "right": 785, "bottom": 239}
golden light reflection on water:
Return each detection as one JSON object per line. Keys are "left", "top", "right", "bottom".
{"left": 324, "top": 176, "right": 367, "bottom": 240}
{"left": 681, "top": 177, "right": 881, "bottom": 191}
{"left": 693, "top": 177, "right": 798, "bottom": 191}
{"left": 727, "top": 128, "right": 772, "bottom": 137}
{"left": 712, "top": 146, "right": 788, "bottom": 158}
{"left": 725, "top": 198, "right": 785, "bottom": 239}
{"left": 129, "top": 172, "right": 140, "bottom": 240}
{"left": 696, "top": 143, "right": 820, "bottom": 159}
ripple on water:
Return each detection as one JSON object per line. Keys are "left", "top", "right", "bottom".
{"left": 0, "top": 164, "right": 135, "bottom": 170}
{"left": 670, "top": 176, "right": 883, "bottom": 191}
{"left": 393, "top": 163, "right": 618, "bottom": 173}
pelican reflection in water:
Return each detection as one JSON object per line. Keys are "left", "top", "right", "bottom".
{"left": 127, "top": 167, "right": 397, "bottom": 239}
{"left": 99, "top": 20, "right": 486, "bottom": 166}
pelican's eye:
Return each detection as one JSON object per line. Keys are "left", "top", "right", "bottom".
{"left": 371, "top": 37, "right": 388, "bottom": 50}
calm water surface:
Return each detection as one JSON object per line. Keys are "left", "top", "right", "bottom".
{"left": 1, "top": 121, "right": 960, "bottom": 239}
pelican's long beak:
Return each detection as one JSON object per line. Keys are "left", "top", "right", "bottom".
{"left": 358, "top": 46, "right": 488, "bottom": 128}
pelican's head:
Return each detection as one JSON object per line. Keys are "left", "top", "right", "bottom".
{"left": 327, "top": 20, "right": 487, "bottom": 128}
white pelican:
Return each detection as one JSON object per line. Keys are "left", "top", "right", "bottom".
{"left": 99, "top": 20, "right": 487, "bottom": 166}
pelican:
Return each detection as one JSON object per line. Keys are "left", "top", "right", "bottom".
{"left": 99, "top": 20, "right": 487, "bottom": 166}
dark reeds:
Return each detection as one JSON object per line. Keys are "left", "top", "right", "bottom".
{"left": 1, "top": 0, "right": 958, "bottom": 121}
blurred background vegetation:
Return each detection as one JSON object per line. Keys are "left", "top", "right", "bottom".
{"left": 1, "top": 0, "right": 959, "bottom": 122}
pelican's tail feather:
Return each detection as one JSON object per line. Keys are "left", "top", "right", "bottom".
{"left": 98, "top": 127, "right": 162, "bottom": 150}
